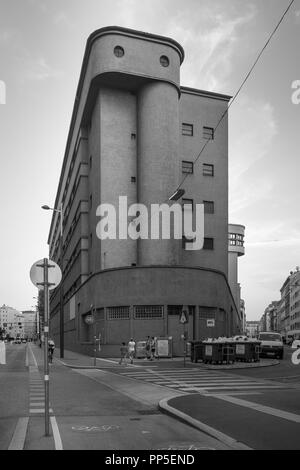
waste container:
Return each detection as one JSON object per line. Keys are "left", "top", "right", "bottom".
{"left": 190, "top": 341, "right": 203, "bottom": 363}
{"left": 203, "top": 341, "right": 235, "bottom": 364}
{"left": 234, "top": 340, "right": 261, "bottom": 362}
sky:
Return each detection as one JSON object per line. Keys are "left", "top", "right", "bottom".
{"left": 0, "top": 0, "right": 299, "bottom": 320}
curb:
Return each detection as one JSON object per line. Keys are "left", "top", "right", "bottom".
{"left": 196, "top": 360, "right": 280, "bottom": 370}
{"left": 158, "top": 397, "right": 252, "bottom": 451}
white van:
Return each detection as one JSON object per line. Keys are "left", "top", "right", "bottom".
{"left": 258, "top": 332, "right": 284, "bottom": 359}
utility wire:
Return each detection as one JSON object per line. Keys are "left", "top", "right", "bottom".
{"left": 171, "top": 0, "right": 295, "bottom": 196}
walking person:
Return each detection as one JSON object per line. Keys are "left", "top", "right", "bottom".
{"left": 145, "top": 336, "right": 151, "bottom": 360}
{"left": 119, "top": 342, "right": 128, "bottom": 365}
{"left": 128, "top": 338, "right": 136, "bottom": 364}
{"left": 150, "top": 336, "right": 156, "bottom": 361}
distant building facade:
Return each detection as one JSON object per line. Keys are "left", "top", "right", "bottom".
{"left": 48, "top": 26, "right": 243, "bottom": 356}
{"left": 278, "top": 267, "right": 300, "bottom": 340}
{"left": 246, "top": 320, "right": 260, "bottom": 338}
{"left": 22, "top": 310, "right": 37, "bottom": 340}
{"left": 0, "top": 305, "right": 24, "bottom": 339}
{"left": 260, "top": 301, "right": 280, "bottom": 333}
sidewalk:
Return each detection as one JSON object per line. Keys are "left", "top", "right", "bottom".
{"left": 27, "top": 344, "right": 238, "bottom": 450}
{"left": 53, "top": 348, "right": 279, "bottom": 370}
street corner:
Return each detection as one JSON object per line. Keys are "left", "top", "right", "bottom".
{"left": 158, "top": 394, "right": 250, "bottom": 450}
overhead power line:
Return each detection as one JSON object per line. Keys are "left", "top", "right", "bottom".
{"left": 172, "top": 0, "right": 295, "bottom": 196}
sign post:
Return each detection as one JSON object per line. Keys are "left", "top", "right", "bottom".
{"left": 180, "top": 307, "right": 189, "bottom": 368}
{"left": 30, "top": 258, "right": 62, "bottom": 437}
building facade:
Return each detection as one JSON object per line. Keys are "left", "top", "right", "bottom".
{"left": 48, "top": 26, "right": 242, "bottom": 356}
{"left": 278, "top": 268, "right": 300, "bottom": 340}
{"left": 246, "top": 321, "right": 260, "bottom": 338}
{"left": 228, "top": 224, "right": 245, "bottom": 317}
{"left": 22, "top": 310, "right": 37, "bottom": 340}
{"left": 0, "top": 305, "right": 24, "bottom": 339}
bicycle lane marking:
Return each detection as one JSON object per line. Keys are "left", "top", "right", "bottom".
{"left": 28, "top": 343, "right": 63, "bottom": 450}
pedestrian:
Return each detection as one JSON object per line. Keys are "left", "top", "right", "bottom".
{"left": 145, "top": 336, "right": 151, "bottom": 360}
{"left": 119, "top": 342, "right": 128, "bottom": 365}
{"left": 48, "top": 338, "right": 55, "bottom": 364}
{"left": 128, "top": 338, "right": 136, "bottom": 364}
{"left": 150, "top": 336, "right": 156, "bottom": 361}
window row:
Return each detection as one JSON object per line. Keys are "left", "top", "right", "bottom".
{"left": 103, "top": 306, "right": 220, "bottom": 320}
{"left": 182, "top": 123, "right": 214, "bottom": 140}
{"left": 182, "top": 161, "right": 214, "bottom": 176}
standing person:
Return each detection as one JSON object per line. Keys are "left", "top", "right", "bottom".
{"left": 150, "top": 337, "right": 156, "bottom": 361}
{"left": 145, "top": 336, "right": 151, "bottom": 360}
{"left": 119, "top": 342, "right": 128, "bottom": 365}
{"left": 48, "top": 338, "right": 55, "bottom": 364}
{"left": 128, "top": 338, "right": 136, "bottom": 364}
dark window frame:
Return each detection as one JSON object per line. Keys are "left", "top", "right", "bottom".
{"left": 182, "top": 123, "right": 193, "bottom": 136}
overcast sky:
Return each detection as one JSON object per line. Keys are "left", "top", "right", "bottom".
{"left": 0, "top": 0, "right": 299, "bottom": 320}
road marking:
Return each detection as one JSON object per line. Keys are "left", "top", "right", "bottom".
{"left": 27, "top": 343, "right": 38, "bottom": 367}
{"left": 211, "top": 395, "right": 300, "bottom": 423}
{"left": 30, "top": 408, "right": 53, "bottom": 413}
{"left": 50, "top": 417, "right": 63, "bottom": 450}
{"left": 8, "top": 417, "right": 29, "bottom": 450}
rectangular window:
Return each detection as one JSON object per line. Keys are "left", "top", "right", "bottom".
{"left": 203, "top": 126, "right": 214, "bottom": 140}
{"left": 199, "top": 311, "right": 216, "bottom": 319}
{"left": 107, "top": 307, "right": 130, "bottom": 320}
{"left": 203, "top": 238, "right": 214, "bottom": 250}
{"left": 182, "top": 235, "right": 196, "bottom": 250}
{"left": 89, "top": 195, "right": 92, "bottom": 210}
{"left": 203, "top": 164, "right": 214, "bottom": 176}
{"left": 182, "top": 161, "right": 194, "bottom": 174}
{"left": 203, "top": 201, "right": 214, "bottom": 214}
{"left": 182, "top": 123, "right": 193, "bottom": 136}
{"left": 134, "top": 306, "right": 164, "bottom": 319}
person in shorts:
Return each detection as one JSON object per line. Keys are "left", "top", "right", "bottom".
{"left": 128, "top": 338, "right": 136, "bottom": 364}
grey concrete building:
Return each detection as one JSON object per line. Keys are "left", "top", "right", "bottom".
{"left": 48, "top": 26, "right": 242, "bottom": 356}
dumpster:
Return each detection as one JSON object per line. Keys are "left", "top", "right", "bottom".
{"left": 234, "top": 339, "right": 261, "bottom": 362}
{"left": 135, "top": 340, "right": 147, "bottom": 358}
{"left": 190, "top": 341, "right": 203, "bottom": 363}
{"left": 203, "top": 341, "right": 235, "bottom": 365}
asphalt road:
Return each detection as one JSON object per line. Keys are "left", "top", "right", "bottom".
{"left": 0, "top": 343, "right": 29, "bottom": 450}
{"left": 0, "top": 343, "right": 230, "bottom": 450}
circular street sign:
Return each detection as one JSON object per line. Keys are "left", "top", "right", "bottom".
{"left": 85, "top": 315, "right": 95, "bottom": 325}
{"left": 30, "top": 258, "right": 62, "bottom": 291}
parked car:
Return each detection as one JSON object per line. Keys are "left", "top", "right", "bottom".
{"left": 14, "top": 338, "right": 22, "bottom": 344}
{"left": 258, "top": 332, "right": 284, "bottom": 359}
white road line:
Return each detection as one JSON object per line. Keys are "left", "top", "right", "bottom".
{"left": 211, "top": 395, "right": 300, "bottom": 423}
{"left": 50, "top": 416, "right": 63, "bottom": 450}
{"left": 27, "top": 343, "right": 38, "bottom": 367}
{"left": 30, "top": 408, "right": 53, "bottom": 413}
{"left": 8, "top": 417, "right": 29, "bottom": 450}
{"left": 183, "top": 385, "right": 285, "bottom": 391}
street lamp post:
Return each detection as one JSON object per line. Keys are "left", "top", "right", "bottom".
{"left": 42, "top": 203, "right": 64, "bottom": 358}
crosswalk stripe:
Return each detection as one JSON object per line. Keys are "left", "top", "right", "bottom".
{"left": 118, "top": 368, "right": 286, "bottom": 394}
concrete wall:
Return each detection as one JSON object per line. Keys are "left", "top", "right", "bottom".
{"left": 58, "top": 266, "right": 240, "bottom": 356}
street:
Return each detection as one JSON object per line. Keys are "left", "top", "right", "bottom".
{"left": 1, "top": 342, "right": 300, "bottom": 450}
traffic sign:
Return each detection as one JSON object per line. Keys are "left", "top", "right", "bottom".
{"left": 180, "top": 309, "right": 189, "bottom": 324}
{"left": 85, "top": 315, "right": 95, "bottom": 325}
{"left": 30, "top": 259, "right": 62, "bottom": 291}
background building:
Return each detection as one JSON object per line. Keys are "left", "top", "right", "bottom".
{"left": 246, "top": 320, "right": 260, "bottom": 338}
{"left": 278, "top": 267, "right": 300, "bottom": 340}
{"left": 0, "top": 305, "right": 24, "bottom": 339}
{"left": 22, "top": 310, "right": 37, "bottom": 340}
{"left": 260, "top": 301, "right": 280, "bottom": 333}
{"left": 228, "top": 224, "right": 245, "bottom": 318}
{"left": 48, "top": 26, "right": 243, "bottom": 356}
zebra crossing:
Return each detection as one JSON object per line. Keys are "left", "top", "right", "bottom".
{"left": 29, "top": 365, "right": 53, "bottom": 415}
{"left": 119, "top": 367, "right": 287, "bottom": 395}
